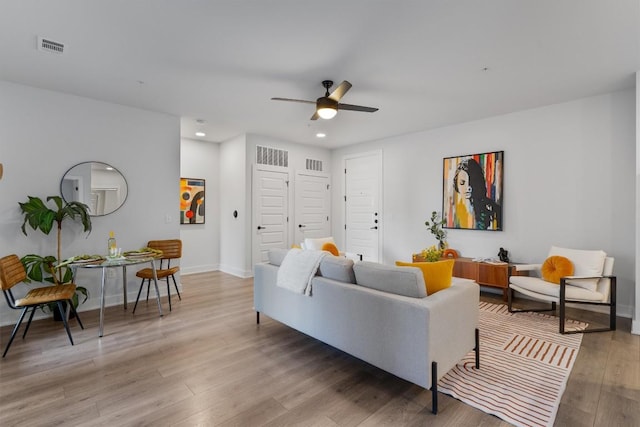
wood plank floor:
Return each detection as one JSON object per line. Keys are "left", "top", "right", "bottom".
{"left": 1, "top": 271, "right": 638, "bottom": 426}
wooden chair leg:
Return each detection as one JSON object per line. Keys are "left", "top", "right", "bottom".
{"left": 22, "top": 306, "right": 38, "bottom": 339}
{"left": 69, "top": 300, "right": 84, "bottom": 329}
{"left": 3, "top": 307, "right": 28, "bottom": 358}
{"left": 145, "top": 280, "right": 151, "bottom": 302}
{"left": 57, "top": 301, "right": 75, "bottom": 346}
{"left": 171, "top": 274, "right": 181, "bottom": 300}
{"left": 166, "top": 277, "right": 172, "bottom": 312}
{"left": 133, "top": 278, "right": 146, "bottom": 314}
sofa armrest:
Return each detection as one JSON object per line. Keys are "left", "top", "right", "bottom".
{"left": 562, "top": 274, "right": 616, "bottom": 280}
{"left": 514, "top": 263, "right": 542, "bottom": 272}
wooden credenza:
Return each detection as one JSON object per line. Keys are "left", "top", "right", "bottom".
{"left": 411, "top": 255, "right": 527, "bottom": 300}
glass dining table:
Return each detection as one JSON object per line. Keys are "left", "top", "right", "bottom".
{"left": 72, "top": 256, "right": 163, "bottom": 337}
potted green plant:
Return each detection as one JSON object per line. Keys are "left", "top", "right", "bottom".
{"left": 19, "top": 195, "right": 92, "bottom": 310}
{"left": 425, "top": 210, "right": 447, "bottom": 250}
{"left": 417, "top": 211, "right": 448, "bottom": 262}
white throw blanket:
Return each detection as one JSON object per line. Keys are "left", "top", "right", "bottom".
{"left": 276, "top": 249, "right": 327, "bottom": 296}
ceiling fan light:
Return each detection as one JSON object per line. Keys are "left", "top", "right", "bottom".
{"left": 317, "top": 107, "right": 337, "bottom": 119}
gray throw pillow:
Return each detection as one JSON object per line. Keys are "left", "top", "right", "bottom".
{"left": 353, "top": 261, "right": 427, "bottom": 298}
{"left": 317, "top": 256, "right": 356, "bottom": 283}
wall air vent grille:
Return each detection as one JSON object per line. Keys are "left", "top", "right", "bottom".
{"left": 256, "top": 146, "right": 288, "bottom": 167}
{"left": 306, "top": 158, "right": 323, "bottom": 172}
{"left": 37, "top": 37, "right": 64, "bottom": 54}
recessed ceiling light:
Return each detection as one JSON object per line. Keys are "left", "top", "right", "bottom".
{"left": 316, "top": 133, "right": 326, "bottom": 138}
{"left": 195, "top": 131, "right": 206, "bottom": 137}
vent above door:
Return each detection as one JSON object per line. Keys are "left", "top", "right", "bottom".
{"left": 256, "top": 145, "right": 288, "bottom": 168}
{"left": 306, "top": 158, "right": 323, "bottom": 172}
{"left": 37, "top": 36, "right": 64, "bottom": 54}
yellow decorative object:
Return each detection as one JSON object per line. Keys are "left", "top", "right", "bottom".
{"left": 291, "top": 244, "right": 301, "bottom": 249}
{"left": 420, "top": 245, "right": 443, "bottom": 262}
{"left": 396, "top": 259, "right": 455, "bottom": 295}
{"left": 541, "top": 256, "right": 574, "bottom": 284}
{"left": 321, "top": 242, "right": 340, "bottom": 256}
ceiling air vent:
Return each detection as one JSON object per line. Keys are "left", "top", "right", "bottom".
{"left": 37, "top": 36, "right": 64, "bottom": 54}
{"left": 256, "top": 145, "right": 288, "bottom": 168}
{"left": 306, "top": 158, "right": 323, "bottom": 172}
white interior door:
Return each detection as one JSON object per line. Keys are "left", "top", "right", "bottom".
{"left": 344, "top": 152, "right": 381, "bottom": 262}
{"left": 253, "top": 166, "right": 289, "bottom": 265}
{"left": 294, "top": 172, "right": 330, "bottom": 245}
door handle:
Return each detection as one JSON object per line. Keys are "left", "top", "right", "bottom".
{"left": 298, "top": 224, "right": 306, "bottom": 228}
{"left": 370, "top": 226, "right": 378, "bottom": 230}
{"left": 257, "top": 225, "right": 266, "bottom": 230}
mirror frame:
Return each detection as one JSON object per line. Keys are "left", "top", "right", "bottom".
{"left": 60, "top": 161, "right": 128, "bottom": 216}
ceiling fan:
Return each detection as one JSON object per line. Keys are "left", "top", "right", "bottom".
{"left": 271, "top": 80, "right": 378, "bottom": 120}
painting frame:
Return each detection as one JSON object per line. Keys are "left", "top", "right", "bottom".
{"left": 180, "top": 177, "right": 205, "bottom": 224}
{"left": 442, "top": 150, "right": 503, "bottom": 231}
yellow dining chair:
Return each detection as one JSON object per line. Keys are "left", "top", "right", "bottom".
{"left": 0, "top": 254, "right": 84, "bottom": 357}
{"left": 133, "top": 239, "right": 182, "bottom": 313}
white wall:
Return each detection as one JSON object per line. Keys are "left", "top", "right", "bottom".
{"left": 635, "top": 72, "right": 640, "bottom": 334}
{"left": 0, "top": 81, "right": 180, "bottom": 326}
{"left": 331, "top": 90, "right": 636, "bottom": 318}
{"left": 219, "top": 134, "right": 249, "bottom": 277}
{"left": 180, "top": 138, "right": 220, "bottom": 274}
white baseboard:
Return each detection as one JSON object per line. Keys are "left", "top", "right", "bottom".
{"left": 218, "top": 264, "right": 253, "bottom": 278}
{"left": 181, "top": 264, "right": 219, "bottom": 275}
{"left": 632, "top": 320, "right": 640, "bottom": 335}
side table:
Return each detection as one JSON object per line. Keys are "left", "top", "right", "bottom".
{"left": 411, "top": 255, "right": 527, "bottom": 300}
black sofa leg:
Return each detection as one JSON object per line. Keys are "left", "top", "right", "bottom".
{"left": 256, "top": 311, "right": 260, "bottom": 324}
{"left": 474, "top": 328, "right": 480, "bottom": 369}
{"left": 431, "top": 361, "right": 438, "bottom": 414}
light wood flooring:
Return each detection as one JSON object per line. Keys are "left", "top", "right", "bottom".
{"left": 1, "top": 271, "right": 638, "bottom": 426}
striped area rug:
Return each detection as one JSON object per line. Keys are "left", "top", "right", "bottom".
{"left": 438, "top": 302, "right": 587, "bottom": 427}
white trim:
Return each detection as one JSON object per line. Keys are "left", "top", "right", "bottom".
{"left": 343, "top": 149, "right": 383, "bottom": 263}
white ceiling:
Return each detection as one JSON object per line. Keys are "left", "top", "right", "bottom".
{"left": 1, "top": 1, "right": 638, "bottom": 149}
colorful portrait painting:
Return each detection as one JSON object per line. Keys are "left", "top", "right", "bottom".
{"left": 180, "top": 178, "right": 205, "bottom": 224}
{"left": 442, "top": 151, "right": 503, "bottom": 231}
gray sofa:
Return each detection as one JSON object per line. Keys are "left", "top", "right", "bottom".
{"left": 253, "top": 249, "right": 480, "bottom": 413}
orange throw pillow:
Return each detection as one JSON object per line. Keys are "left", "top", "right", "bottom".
{"left": 396, "top": 259, "right": 455, "bottom": 295}
{"left": 541, "top": 256, "right": 574, "bottom": 284}
{"left": 321, "top": 242, "right": 340, "bottom": 256}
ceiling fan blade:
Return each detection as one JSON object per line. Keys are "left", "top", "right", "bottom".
{"left": 271, "top": 97, "right": 315, "bottom": 104}
{"left": 328, "top": 81, "right": 352, "bottom": 101}
{"left": 338, "top": 103, "right": 379, "bottom": 113}
{"left": 310, "top": 111, "right": 320, "bottom": 120}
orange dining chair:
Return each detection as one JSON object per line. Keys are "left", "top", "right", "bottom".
{"left": 133, "top": 239, "right": 182, "bottom": 313}
{"left": 0, "top": 254, "right": 84, "bottom": 357}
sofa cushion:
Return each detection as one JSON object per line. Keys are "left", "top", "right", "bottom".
{"left": 541, "top": 255, "right": 574, "bottom": 284}
{"left": 396, "top": 259, "right": 454, "bottom": 295}
{"left": 548, "top": 246, "right": 606, "bottom": 291}
{"left": 317, "top": 255, "right": 356, "bottom": 284}
{"left": 353, "top": 261, "right": 427, "bottom": 298}
{"left": 267, "top": 248, "right": 290, "bottom": 266}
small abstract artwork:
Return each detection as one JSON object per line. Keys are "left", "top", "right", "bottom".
{"left": 442, "top": 151, "right": 503, "bottom": 231}
{"left": 180, "top": 178, "right": 205, "bottom": 224}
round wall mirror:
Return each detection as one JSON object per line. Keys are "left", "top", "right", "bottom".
{"left": 60, "top": 161, "right": 128, "bottom": 216}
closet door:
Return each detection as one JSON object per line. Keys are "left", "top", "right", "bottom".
{"left": 294, "top": 171, "right": 330, "bottom": 246}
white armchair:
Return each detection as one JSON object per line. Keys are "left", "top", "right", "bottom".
{"left": 508, "top": 246, "right": 616, "bottom": 334}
